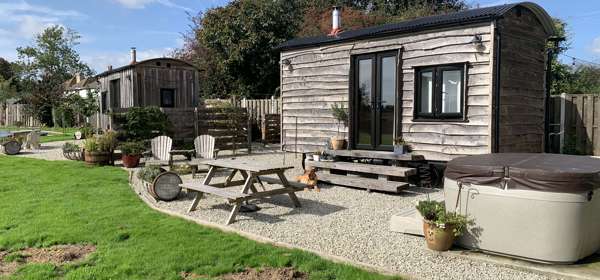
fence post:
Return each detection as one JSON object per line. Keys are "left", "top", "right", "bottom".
{"left": 559, "top": 93, "right": 566, "bottom": 154}
{"left": 247, "top": 116, "right": 252, "bottom": 154}
{"left": 194, "top": 106, "right": 199, "bottom": 138}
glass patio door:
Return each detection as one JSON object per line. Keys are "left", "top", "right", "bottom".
{"left": 353, "top": 51, "right": 397, "bottom": 150}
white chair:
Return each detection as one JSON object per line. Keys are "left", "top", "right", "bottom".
{"left": 145, "top": 136, "right": 173, "bottom": 166}
{"left": 190, "top": 135, "right": 219, "bottom": 178}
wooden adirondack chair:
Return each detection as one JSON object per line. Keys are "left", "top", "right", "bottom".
{"left": 190, "top": 135, "right": 219, "bottom": 178}
{"left": 145, "top": 136, "right": 173, "bottom": 166}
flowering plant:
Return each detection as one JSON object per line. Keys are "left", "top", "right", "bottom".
{"left": 416, "top": 200, "right": 471, "bottom": 237}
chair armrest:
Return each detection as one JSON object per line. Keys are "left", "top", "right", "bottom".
{"left": 213, "top": 149, "right": 220, "bottom": 158}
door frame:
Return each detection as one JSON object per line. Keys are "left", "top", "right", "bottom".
{"left": 350, "top": 50, "right": 399, "bottom": 151}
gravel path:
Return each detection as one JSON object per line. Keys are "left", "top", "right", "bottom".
{"left": 133, "top": 148, "right": 557, "bottom": 280}
{"left": 13, "top": 143, "right": 558, "bottom": 279}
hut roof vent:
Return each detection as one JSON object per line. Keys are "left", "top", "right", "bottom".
{"left": 130, "top": 47, "right": 137, "bottom": 65}
{"left": 329, "top": 6, "right": 341, "bottom": 36}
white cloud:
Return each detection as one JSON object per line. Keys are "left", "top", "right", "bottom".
{"left": 0, "top": 1, "right": 86, "bottom": 60}
{"left": 113, "top": 0, "right": 192, "bottom": 11}
{"left": 592, "top": 37, "right": 600, "bottom": 54}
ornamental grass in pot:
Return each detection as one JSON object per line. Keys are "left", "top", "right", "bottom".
{"left": 416, "top": 200, "right": 471, "bottom": 251}
{"left": 83, "top": 131, "right": 116, "bottom": 166}
{"left": 330, "top": 103, "right": 349, "bottom": 150}
{"left": 119, "top": 141, "right": 145, "bottom": 168}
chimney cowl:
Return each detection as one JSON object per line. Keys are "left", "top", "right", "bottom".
{"left": 130, "top": 47, "right": 137, "bottom": 64}
{"left": 329, "top": 6, "right": 341, "bottom": 36}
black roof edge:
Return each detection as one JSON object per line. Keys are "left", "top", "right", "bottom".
{"left": 277, "top": 2, "right": 556, "bottom": 52}
{"left": 96, "top": 57, "right": 197, "bottom": 78}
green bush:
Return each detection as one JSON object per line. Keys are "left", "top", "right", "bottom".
{"left": 79, "top": 124, "right": 95, "bottom": 139}
{"left": 117, "top": 107, "right": 170, "bottom": 141}
{"left": 84, "top": 131, "right": 117, "bottom": 153}
{"left": 119, "top": 141, "right": 146, "bottom": 156}
{"left": 137, "top": 166, "right": 163, "bottom": 182}
{"left": 62, "top": 142, "right": 81, "bottom": 153}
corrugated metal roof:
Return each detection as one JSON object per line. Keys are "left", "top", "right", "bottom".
{"left": 278, "top": 2, "right": 555, "bottom": 51}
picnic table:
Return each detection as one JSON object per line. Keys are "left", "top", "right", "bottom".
{"left": 180, "top": 158, "right": 305, "bottom": 224}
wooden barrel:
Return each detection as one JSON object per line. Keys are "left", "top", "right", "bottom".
{"left": 2, "top": 140, "right": 21, "bottom": 155}
{"left": 150, "top": 172, "right": 182, "bottom": 201}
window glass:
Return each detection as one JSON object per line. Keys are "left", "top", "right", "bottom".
{"left": 357, "top": 58, "right": 372, "bottom": 145}
{"left": 380, "top": 56, "right": 396, "bottom": 146}
{"left": 419, "top": 71, "right": 433, "bottom": 114}
{"left": 160, "top": 89, "right": 175, "bottom": 108}
{"left": 442, "top": 70, "right": 462, "bottom": 114}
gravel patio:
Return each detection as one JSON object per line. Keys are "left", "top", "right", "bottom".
{"left": 15, "top": 141, "right": 592, "bottom": 279}
{"left": 130, "top": 146, "right": 560, "bottom": 280}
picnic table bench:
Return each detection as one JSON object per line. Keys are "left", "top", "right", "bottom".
{"left": 180, "top": 158, "right": 305, "bottom": 224}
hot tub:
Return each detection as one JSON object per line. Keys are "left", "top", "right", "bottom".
{"left": 444, "top": 153, "right": 600, "bottom": 264}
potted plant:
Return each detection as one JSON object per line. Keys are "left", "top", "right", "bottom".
{"left": 119, "top": 141, "right": 145, "bottom": 168}
{"left": 137, "top": 165, "right": 164, "bottom": 195}
{"left": 83, "top": 131, "right": 116, "bottom": 166}
{"left": 330, "top": 103, "right": 348, "bottom": 150}
{"left": 416, "top": 200, "right": 470, "bottom": 251}
{"left": 62, "top": 142, "right": 83, "bottom": 161}
{"left": 393, "top": 137, "right": 407, "bottom": 155}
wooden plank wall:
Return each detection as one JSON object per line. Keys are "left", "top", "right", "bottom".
{"left": 280, "top": 23, "right": 494, "bottom": 161}
{"left": 98, "top": 68, "right": 134, "bottom": 108}
{"left": 497, "top": 8, "right": 546, "bottom": 153}
{"left": 136, "top": 64, "right": 197, "bottom": 108}
{"left": 549, "top": 94, "right": 600, "bottom": 155}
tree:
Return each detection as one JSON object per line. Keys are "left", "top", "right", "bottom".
{"left": 16, "top": 25, "right": 93, "bottom": 126}
{"left": 195, "top": 0, "right": 302, "bottom": 98}
{"left": 0, "top": 57, "right": 14, "bottom": 81}
{"left": 177, "top": 0, "right": 467, "bottom": 98}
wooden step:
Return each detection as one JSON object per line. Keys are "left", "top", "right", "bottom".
{"left": 180, "top": 183, "right": 250, "bottom": 200}
{"left": 317, "top": 173, "right": 408, "bottom": 193}
{"left": 306, "top": 160, "right": 416, "bottom": 177}
{"left": 325, "top": 149, "right": 425, "bottom": 161}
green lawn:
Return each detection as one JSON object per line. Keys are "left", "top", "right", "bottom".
{"left": 1, "top": 127, "right": 77, "bottom": 143}
{"left": 0, "top": 156, "right": 400, "bottom": 280}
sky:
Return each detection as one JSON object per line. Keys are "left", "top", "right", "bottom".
{"left": 0, "top": 0, "right": 598, "bottom": 74}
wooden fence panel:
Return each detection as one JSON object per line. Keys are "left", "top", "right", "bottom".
{"left": 2, "top": 104, "right": 40, "bottom": 127}
{"left": 196, "top": 107, "right": 250, "bottom": 153}
{"left": 549, "top": 94, "right": 600, "bottom": 155}
{"left": 261, "top": 114, "right": 280, "bottom": 144}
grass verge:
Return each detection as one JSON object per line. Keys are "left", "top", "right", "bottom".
{"left": 0, "top": 156, "right": 401, "bottom": 280}
{"left": 0, "top": 127, "right": 76, "bottom": 143}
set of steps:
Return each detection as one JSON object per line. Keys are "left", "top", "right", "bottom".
{"left": 305, "top": 160, "right": 417, "bottom": 193}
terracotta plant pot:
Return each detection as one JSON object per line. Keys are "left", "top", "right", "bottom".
{"left": 84, "top": 151, "right": 111, "bottom": 166}
{"left": 423, "top": 220, "right": 456, "bottom": 251}
{"left": 330, "top": 137, "right": 346, "bottom": 150}
{"left": 122, "top": 154, "right": 141, "bottom": 168}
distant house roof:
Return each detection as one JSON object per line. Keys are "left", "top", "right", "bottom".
{"left": 95, "top": 57, "right": 197, "bottom": 78}
{"left": 278, "top": 2, "right": 556, "bottom": 51}
{"left": 63, "top": 76, "right": 99, "bottom": 91}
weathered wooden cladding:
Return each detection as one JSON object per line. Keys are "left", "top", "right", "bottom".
{"left": 281, "top": 23, "right": 494, "bottom": 160}
{"left": 497, "top": 8, "right": 547, "bottom": 153}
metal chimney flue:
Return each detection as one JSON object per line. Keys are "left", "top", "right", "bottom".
{"left": 130, "top": 47, "right": 137, "bottom": 64}
{"left": 329, "top": 6, "right": 341, "bottom": 36}
{"left": 107, "top": 65, "right": 113, "bottom": 71}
